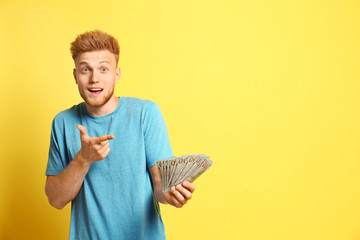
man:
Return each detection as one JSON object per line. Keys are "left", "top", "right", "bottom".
{"left": 45, "top": 30, "right": 195, "bottom": 239}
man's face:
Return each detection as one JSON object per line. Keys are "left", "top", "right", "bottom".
{"left": 73, "top": 50, "right": 120, "bottom": 108}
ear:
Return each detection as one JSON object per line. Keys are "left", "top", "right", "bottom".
{"left": 115, "top": 67, "right": 121, "bottom": 84}
{"left": 73, "top": 68, "right": 78, "bottom": 84}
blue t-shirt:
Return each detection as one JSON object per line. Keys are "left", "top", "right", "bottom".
{"left": 46, "top": 97, "right": 173, "bottom": 240}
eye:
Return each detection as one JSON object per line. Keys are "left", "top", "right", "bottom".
{"left": 101, "top": 68, "right": 107, "bottom": 72}
{"left": 82, "top": 68, "right": 89, "bottom": 73}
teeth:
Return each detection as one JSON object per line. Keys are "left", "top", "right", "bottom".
{"left": 89, "top": 88, "right": 102, "bottom": 92}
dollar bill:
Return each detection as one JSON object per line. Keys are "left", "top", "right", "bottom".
{"left": 155, "top": 154, "right": 213, "bottom": 192}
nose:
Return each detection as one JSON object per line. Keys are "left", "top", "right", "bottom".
{"left": 90, "top": 71, "right": 99, "bottom": 83}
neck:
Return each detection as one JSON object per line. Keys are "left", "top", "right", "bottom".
{"left": 85, "top": 96, "right": 119, "bottom": 117}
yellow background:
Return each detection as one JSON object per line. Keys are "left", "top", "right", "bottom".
{"left": 1, "top": 0, "right": 360, "bottom": 239}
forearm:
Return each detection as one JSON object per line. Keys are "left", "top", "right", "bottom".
{"left": 149, "top": 166, "right": 168, "bottom": 204}
{"left": 45, "top": 152, "right": 91, "bottom": 209}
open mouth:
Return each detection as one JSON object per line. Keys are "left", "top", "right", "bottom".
{"left": 88, "top": 88, "right": 103, "bottom": 95}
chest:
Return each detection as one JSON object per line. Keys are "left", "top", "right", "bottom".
{"left": 64, "top": 115, "right": 146, "bottom": 173}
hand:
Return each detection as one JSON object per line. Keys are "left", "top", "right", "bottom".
{"left": 77, "top": 124, "right": 115, "bottom": 164}
{"left": 162, "top": 181, "right": 195, "bottom": 208}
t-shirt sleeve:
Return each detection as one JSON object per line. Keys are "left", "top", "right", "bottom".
{"left": 142, "top": 102, "right": 173, "bottom": 168}
{"left": 45, "top": 116, "right": 67, "bottom": 176}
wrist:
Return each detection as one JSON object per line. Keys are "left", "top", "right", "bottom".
{"left": 75, "top": 150, "right": 92, "bottom": 168}
{"left": 155, "top": 187, "right": 168, "bottom": 204}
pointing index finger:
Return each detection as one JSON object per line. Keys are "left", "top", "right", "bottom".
{"left": 93, "top": 134, "right": 115, "bottom": 143}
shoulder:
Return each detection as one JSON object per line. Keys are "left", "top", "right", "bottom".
{"left": 120, "top": 97, "right": 160, "bottom": 115}
{"left": 121, "top": 97, "right": 158, "bottom": 109}
{"left": 52, "top": 103, "right": 84, "bottom": 126}
{"left": 120, "top": 97, "right": 164, "bottom": 122}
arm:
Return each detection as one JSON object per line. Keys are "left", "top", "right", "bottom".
{"left": 149, "top": 166, "right": 195, "bottom": 208}
{"left": 142, "top": 103, "right": 194, "bottom": 207}
{"left": 45, "top": 153, "right": 91, "bottom": 209}
{"left": 45, "top": 124, "right": 115, "bottom": 209}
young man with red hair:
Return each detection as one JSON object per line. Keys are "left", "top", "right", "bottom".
{"left": 45, "top": 30, "right": 195, "bottom": 239}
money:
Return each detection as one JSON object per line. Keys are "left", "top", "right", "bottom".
{"left": 155, "top": 154, "right": 213, "bottom": 192}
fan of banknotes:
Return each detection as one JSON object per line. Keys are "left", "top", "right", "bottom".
{"left": 155, "top": 154, "right": 213, "bottom": 192}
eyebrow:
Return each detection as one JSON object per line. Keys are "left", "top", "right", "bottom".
{"left": 78, "top": 60, "right": 112, "bottom": 67}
